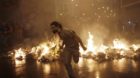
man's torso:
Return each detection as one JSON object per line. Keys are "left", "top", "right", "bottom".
{"left": 59, "top": 30, "right": 79, "bottom": 50}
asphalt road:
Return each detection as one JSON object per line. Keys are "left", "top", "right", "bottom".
{"left": 0, "top": 57, "right": 140, "bottom": 78}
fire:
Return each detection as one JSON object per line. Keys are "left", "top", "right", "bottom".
{"left": 12, "top": 40, "right": 58, "bottom": 62}
{"left": 113, "top": 39, "right": 128, "bottom": 50}
{"left": 96, "top": 44, "right": 108, "bottom": 53}
{"left": 10, "top": 31, "right": 140, "bottom": 62}
{"left": 14, "top": 48, "right": 26, "bottom": 60}
{"left": 79, "top": 46, "right": 85, "bottom": 55}
{"left": 131, "top": 44, "right": 140, "bottom": 51}
{"left": 80, "top": 32, "right": 108, "bottom": 56}
{"left": 86, "top": 32, "right": 95, "bottom": 54}
{"left": 79, "top": 32, "right": 140, "bottom": 59}
{"left": 29, "top": 41, "right": 57, "bottom": 61}
{"left": 37, "top": 43, "right": 50, "bottom": 59}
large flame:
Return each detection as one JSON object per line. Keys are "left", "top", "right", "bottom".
{"left": 11, "top": 31, "right": 140, "bottom": 61}
{"left": 80, "top": 32, "right": 108, "bottom": 56}
{"left": 86, "top": 32, "right": 95, "bottom": 54}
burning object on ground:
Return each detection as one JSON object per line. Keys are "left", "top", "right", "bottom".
{"left": 81, "top": 51, "right": 94, "bottom": 58}
{"left": 8, "top": 31, "right": 140, "bottom": 63}
{"left": 26, "top": 53, "right": 36, "bottom": 61}
{"left": 79, "top": 33, "right": 140, "bottom": 60}
{"left": 136, "top": 48, "right": 140, "bottom": 54}
{"left": 94, "top": 52, "right": 106, "bottom": 62}
{"left": 38, "top": 54, "right": 53, "bottom": 63}
{"left": 133, "top": 48, "right": 140, "bottom": 60}
{"left": 123, "top": 50, "right": 135, "bottom": 59}
{"left": 38, "top": 52, "right": 59, "bottom": 63}
{"left": 14, "top": 48, "right": 26, "bottom": 61}
{"left": 35, "top": 42, "right": 59, "bottom": 63}
{"left": 9, "top": 40, "right": 60, "bottom": 63}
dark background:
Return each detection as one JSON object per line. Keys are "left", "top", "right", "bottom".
{"left": 0, "top": 0, "right": 140, "bottom": 53}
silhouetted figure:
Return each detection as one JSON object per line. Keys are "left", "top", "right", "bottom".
{"left": 0, "top": 21, "right": 15, "bottom": 53}
{"left": 50, "top": 21, "right": 86, "bottom": 78}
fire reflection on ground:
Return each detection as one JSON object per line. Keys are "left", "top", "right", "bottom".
{"left": 37, "top": 61, "right": 51, "bottom": 75}
{"left": 77, "top": 57, "right": 140, "bottom": 78}
{"left": 1, "top": 57, "right": 140, "bottom": 78}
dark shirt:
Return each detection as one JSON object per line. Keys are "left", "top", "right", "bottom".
{"left": 59, "top": 29, "right": 79, "bottom": 50}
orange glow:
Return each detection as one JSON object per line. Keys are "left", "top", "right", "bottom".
{"left": 86, "top": 32, "right": 95, "bottom": 53}
{"left": 37, "top": 43, "right": 50, "bottom": 59}
{"left": 131, "top": 44, "right": 140, "bottom": 51}
{"left": 14, "top": 48, "right": 26, "bottom": 59}
{"left": 113, "top": 39, "right": 128, "bottom": 50}
{"left": 96, "top": 44, "right": 108, "bottom": 53}
{"left": 11, "top": 32, "right": 140, "bottom": 61}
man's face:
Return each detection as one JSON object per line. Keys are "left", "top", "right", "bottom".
{"left": 51, "top": 25, "right": 59, "bottom": 34}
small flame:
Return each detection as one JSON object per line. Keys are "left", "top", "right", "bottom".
{"left": 131, "top": 44, "right": 140, "bottom": 51}
{"left": 113, "top": 39, "right": 128, "bottom": 50}
{"left": 79, "top": 46, "right": 85, "bottom": 55}
{"left": 14, "top": 48, "right": 26, "bottom": 59}
{"left": 37, "top": 43, "right": 50, "bottom": 59}
{"left": 97, "top": 44, "right": 108, "bottom": 53}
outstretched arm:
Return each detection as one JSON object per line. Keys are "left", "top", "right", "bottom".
{"left": 73, "top": 32, "right": 86, "bottom": 50}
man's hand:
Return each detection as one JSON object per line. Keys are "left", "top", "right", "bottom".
{"left": 82, "top": 46, "right": 87, "bottom": 51}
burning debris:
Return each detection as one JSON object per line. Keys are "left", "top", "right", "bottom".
{"left": 9, "top": 40, "right": 60, "bottom": 63}
{"left": 8, "top": 32, "right": 140, "bottom": 63}
{"left": 14, "top": 48, "right": 26, "bottom": 61}
{"left": 79, "top": 32, "right": 140, "bottom": 61}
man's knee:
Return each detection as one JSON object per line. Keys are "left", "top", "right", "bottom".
{"left": 73, "top": 52, "right": 80, "bottom": 63}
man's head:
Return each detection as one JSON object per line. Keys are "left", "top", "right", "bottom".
{"left": 50, "top": 21, "right": 62, "bottom": 34}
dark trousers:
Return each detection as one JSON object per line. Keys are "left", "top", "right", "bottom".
{"left": 64, "top": 63, "right": 75, "bottom": 78}
{"left": 60, "top": 48, "right": 79, "bottom": 78}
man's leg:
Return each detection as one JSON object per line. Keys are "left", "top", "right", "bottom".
{"left": 72, "top": 52, "right": 80, "bottom": 63}
{"left": 63, "top": 50, "right": 75, "bottom": 78}
{"left": 64, "top": 63, "right": 75, "bottom": 78}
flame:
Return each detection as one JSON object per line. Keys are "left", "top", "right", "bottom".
{"left": 113, "top": 39, "right": 128, "bottom": 50}
{"left": 79, "top": 46, "right": 85, "bottom": 55}
{"left": 86, "top": 32, "right": 95, "bottom": 54}
{"left": 131, "top": 44, "right": 140, "bottom": 51}
{"left": 11, "top": 31, "right": 140, "bottom": 61}
{"left": 14, "top": 48, "right": 26, "bottom": 59}
{"left": 96, "top": 44, "right": 108, "bottom": 53}
{"left": 30, "top": 47, "right": 37, "bottom": 54}
{"left": 80, "top": 32, "right": 108, "bottom": 56}
{"left": 120, "top": 50, "right": 126, "bottom": 56}
{"left": 33, "top": 41, "right": 58, "bottom": 60}
{"left": 36, "top": 43, "right": 50, "bottom": 59}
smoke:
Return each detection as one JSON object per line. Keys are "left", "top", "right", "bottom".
{"left": 10, "top": 0, "right": 57, "bottom": 48}
{"left": 10, "top": 0, "right": 119, "bottom": 48}
{"left": 79, "top": 23, "right": 110, "bottom": 45}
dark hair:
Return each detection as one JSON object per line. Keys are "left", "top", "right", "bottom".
{"left": 50, "top": 21, "right": 62, "bottom": 29}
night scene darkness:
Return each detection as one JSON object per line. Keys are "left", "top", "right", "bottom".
{"left": 0, "top": 0, "right": 140, "bottom": 78}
